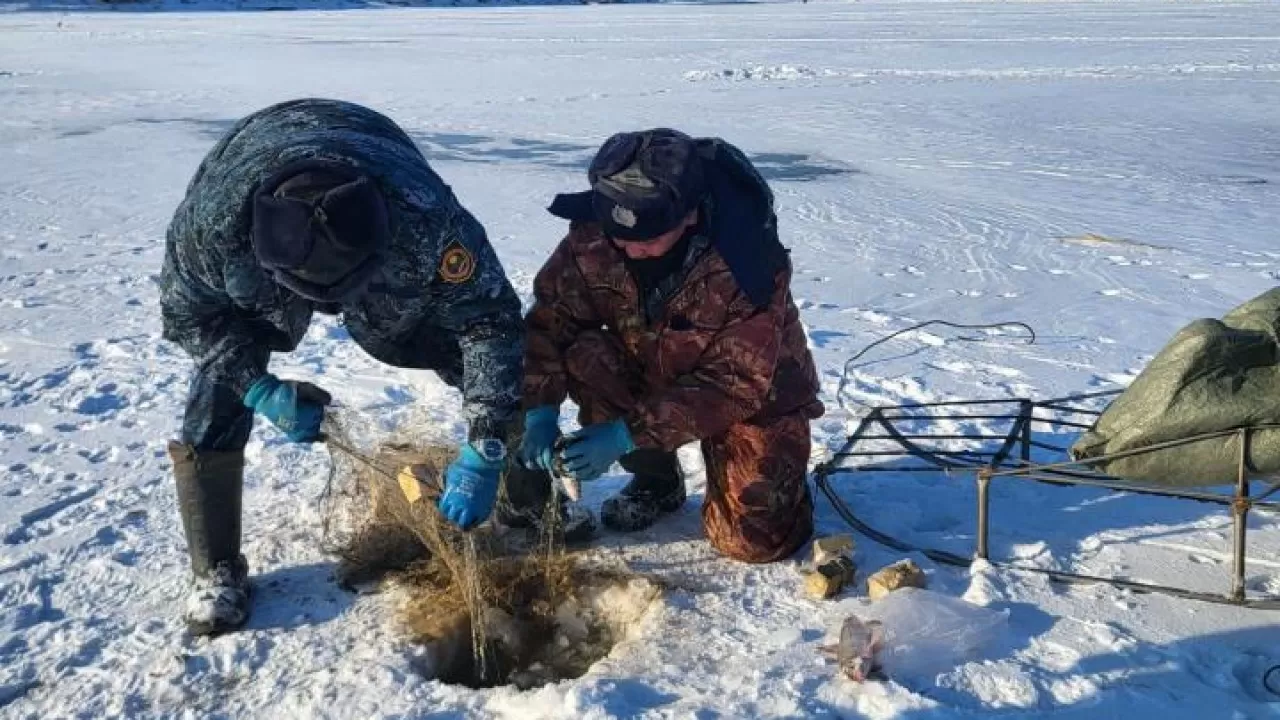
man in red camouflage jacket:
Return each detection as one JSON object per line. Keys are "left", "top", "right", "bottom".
{"left": 503, "top": 129, "right": 824, "bottom": 563}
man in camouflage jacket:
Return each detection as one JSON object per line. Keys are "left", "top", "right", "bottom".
{"left": 160, "top": 99, "right": 523, "bottom": 634}
{"left": 511, "top": 129, "right": 823, "bottom": 563}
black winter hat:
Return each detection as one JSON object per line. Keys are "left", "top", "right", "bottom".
{"left": 588, "top": 128, "right": 707, "bottom": 241}
{"left": 252, "top": 159, "right": 391, "bottom": 303}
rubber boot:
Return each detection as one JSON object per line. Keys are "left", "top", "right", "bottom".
{"left": 496, "top": 461, "right": 597, "bottom": 545}
{"left": 170, "top": 441, "right": 251, "bottom": 636}
{"left": 601, "top": 448, "right": 687, "bottom": 532}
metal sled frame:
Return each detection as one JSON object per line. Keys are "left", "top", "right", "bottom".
{"left": 813, "top": 390, "right": 1280, "bottom": 609}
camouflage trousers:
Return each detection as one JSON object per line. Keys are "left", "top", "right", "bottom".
{"left": 564, "top": 331, "right": 814, "bottom": 564}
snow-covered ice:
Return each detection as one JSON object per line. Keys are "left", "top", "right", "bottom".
{"left": 2, "top": 0, "right": 1280, "bottom": 717}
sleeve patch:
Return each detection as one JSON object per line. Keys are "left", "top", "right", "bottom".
{"left": 439, "top": 240, "right": 476, "bottom": 283}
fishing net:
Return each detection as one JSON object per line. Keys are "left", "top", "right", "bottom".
{"left": 317, "top": 409, "right": 661, "bottom": 689}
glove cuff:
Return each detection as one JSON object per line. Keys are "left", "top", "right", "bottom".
{"left": 242, "top": 373, "right": 280, "bottom": 409}
{"left": 610, "top": 418, "right": 637, "bottom": 454}
{"left": 526, "top": 406, "right": 560, "bottom": 428}
{"left": 458, "top": 443, "right": 505, "bottom": 472}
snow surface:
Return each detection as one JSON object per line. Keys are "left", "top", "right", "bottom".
{"left": 2, "top": 0, "right": 1280, "bottom": 717}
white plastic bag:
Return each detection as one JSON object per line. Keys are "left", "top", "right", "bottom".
{"left": 858, "top": 587, "right": 1010, "bottom": 680}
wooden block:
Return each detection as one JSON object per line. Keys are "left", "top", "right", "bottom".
{"left": 804, "top": 556, "right": 857, "bottom": 599}
{"left": 811, "top": 534, "right": 855, "bottom": 567}
{"left": 866, "top": 559, "right": 926, "bottom": 601}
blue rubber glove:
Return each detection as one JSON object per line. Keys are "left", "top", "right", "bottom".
{"left": 439, "top": 443, "right": 502, "bottom": 530}
{"left": 242, "top": 374, "right": 331, "bottom": 443}
{"left": 560, "top": 419, "right": 636, "bottom": 483}
{"left": 518, "top": 406, "right": 561, "bottom": 472}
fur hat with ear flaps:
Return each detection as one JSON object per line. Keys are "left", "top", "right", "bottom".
{"left": 587, "top": 128, "right": 708, "bottom": 242}
{"left": 548, "top": 129, "right": 788, "bottom": 308}
{"left": 252, "top": 159, "right": 391, "bottom": 303}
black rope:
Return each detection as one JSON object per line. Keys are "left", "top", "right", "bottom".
{"left": 1265, "top": 664, "right": 1280, "bottom": 696}
{"left": 815, "top": 468, "right": 973, "bottom": 568}
{"left": 837, "top": 320, "right": 1037, "bottom": 414}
